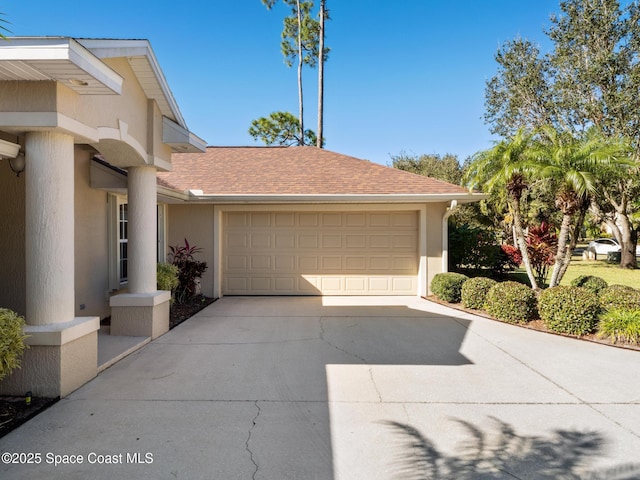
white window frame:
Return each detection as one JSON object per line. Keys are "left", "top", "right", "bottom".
{"left": 109, "top": 195, "right": 166, "bottom": 291}
{"left": 108, "top": 194, "right": 129, "bottom": 291}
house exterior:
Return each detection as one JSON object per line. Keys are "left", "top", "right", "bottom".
{"left": 0, "top": 36, "right": 483, "bottom": 399}
{"left": 157, "top": 146, "right": 484, "bottom": 298}
{"left": 0, "top": 37, "right": 205, "bottom": 398}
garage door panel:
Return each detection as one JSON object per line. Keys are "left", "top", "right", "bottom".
{"left": 275, "top": 255, "right": 295, "bottom": 270}
{"left": 322, "top": 256, "right": 342, "bottom": 270}
{"left": 346, "top": 235, "right": 366, "bottom": 248}
{"left": 250, "top": 255, "right": 272, "bottom": 269}
{"left": 322, "top": 213, "right": 342, "bottom": 227}
{"left": 321, "top": 234, "right": 342, "bottom": 248}
{"left": 226, "top": 255, "right": 248, "bottom": 270}
{"left": 299, "top": 235, "right": 319, "bottom": 248}
{"left": 222, "top": 211, "right": 418, "bottom": 295}
{"left": 299, "top": 213, "right": 319, "bottom": 226}
{"left": 275, "top": 233, "right": 295, "bottom": 248}
{"left": 250, "top": 233, "right": 271, "bottom": 248}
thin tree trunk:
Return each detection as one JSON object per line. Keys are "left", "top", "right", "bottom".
{"left": 549, "top": 213, "right": 573, "bottom": 287}
{"left": 316, "top": 0, "right": 325, "bottom": 148}
{"left": 556, "top": 205, "right": 587, "bottom": 284}
{"left": 510, "top": 197, "right": 539, "bottom": 292}
{"left": 296, "top": 0, "right": 304, "bottom": 145}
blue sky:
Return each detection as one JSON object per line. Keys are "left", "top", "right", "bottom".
{"left": 4, "top": 0, "right": 562, "bottom": 165}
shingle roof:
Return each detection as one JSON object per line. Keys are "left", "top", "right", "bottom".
{"left": 157, "top": 146, "right": 469, "bottom": 195}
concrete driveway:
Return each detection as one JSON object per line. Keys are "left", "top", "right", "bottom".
{"left": 1, "top": 296, "right": 640, "bottom": 479}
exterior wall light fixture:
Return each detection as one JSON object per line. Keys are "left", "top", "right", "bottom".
{"left": 0, "top": 138, "right": 25, "bottom": 177}
{"left": 9, "top": 152, "right": 26, "bottom": 177}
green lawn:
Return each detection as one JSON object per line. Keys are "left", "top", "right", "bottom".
{"left": 560, "top": 259, "right": 640, "bottom": 289}
{"left": 510, "top": 259, "right": 640, "bottom": 289}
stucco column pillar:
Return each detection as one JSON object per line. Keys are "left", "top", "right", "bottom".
{"left": 25, "top": 131, "right": 75, "bottom": 325}
{"left": 110, "top": 165, "right": 170, "bottom": 339}
{"left": 0, "top": 131, "right": 99, "bottom": 398}
{"left": 127, "top": 165, "right": 157, "bottom": 293}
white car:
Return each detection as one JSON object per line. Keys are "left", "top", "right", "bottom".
{"left": 587, "top": 238, "right": 621, "bottom": 255}
{"left": 587, "top": 238, "right": 640, "bottom": 256}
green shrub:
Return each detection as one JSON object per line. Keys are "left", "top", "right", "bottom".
{"left": 539, "top": 286, "right": 600, "bottom": 336}
{"left": 599, "top": 285, "right": 640, "bottom": 312}
{"left": 597, "top": 309, "right": 640, "bottom": 345}
{"left": 570, "top": 275, "right": 608, "bottom": 295}
{"left": 485, "top": 281, "right": 536, "bottom": 324}
{"left": 157, "top": 263, "right": 179, "bottom": 291}
{"left": 461, "top": 277, "right": 497, "bottom": 310}
{"left": 431, "top": 273, "right": 469, "bottom": 303}
{"left": 0, "top": 308, "right": 28, "bottom": 382}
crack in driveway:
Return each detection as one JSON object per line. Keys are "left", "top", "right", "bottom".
{"left": 318, "top": 317, "right": 367, "bottom": 363}
{"left": 246, "top": 400, "right": 261, "bottom": 480}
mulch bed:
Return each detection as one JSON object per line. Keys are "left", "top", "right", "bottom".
{"left": 0, "top": 396, "right": 58, "bottom": 439}
{"left": 169, "top": 295, "right": 216, "bottom": 329}
{"left": 0, "top": 295, "right": 216, "bottom": 439}
{"left": 427, "top": 295, "right": 640, "bottom": 352}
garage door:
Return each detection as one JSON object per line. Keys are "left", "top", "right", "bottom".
{"left": 222, "top": 211, "right": 418, "bottom": 295}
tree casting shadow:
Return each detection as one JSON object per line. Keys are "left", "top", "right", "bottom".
{"left": 384, "top": 417, "right": 640, "bottom": 480}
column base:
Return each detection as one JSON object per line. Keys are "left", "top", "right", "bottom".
{"left": 110, "top": 291, "right": 171, "bottom": 339}
{"left": 0, "top": 317, "right": 100, "bottom": 398}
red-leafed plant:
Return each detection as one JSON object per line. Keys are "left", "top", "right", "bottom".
{"left": 168, "top": 239, "right": 207, "bottom": 304}
{"left": 526, "top": 222, "right": 557, "bottom": 288}
{"left": 500, "top": 244, "right": 522, "bottom": 269}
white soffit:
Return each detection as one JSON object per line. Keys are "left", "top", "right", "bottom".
{"left": 0, "top": 37, "right": 123, "bottom": 95}
{"left": 78, "top": 39, "right": 187, "bottom": 128}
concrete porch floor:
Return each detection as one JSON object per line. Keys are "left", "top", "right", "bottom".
{"left": 97, "top": 326, "right": 149, "bottom": 372}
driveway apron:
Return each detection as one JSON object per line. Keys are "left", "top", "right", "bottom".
{"left": 1, "top": 296, "right": 639, "bottom": 479}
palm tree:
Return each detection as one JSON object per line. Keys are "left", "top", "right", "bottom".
{"left": 466, "top": 129, "right": 541, "bottom": 291}
{"left": 528, "top": 127, "right": 631, "bottom": 287}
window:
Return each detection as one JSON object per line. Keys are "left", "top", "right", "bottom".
{"left": 119, "top": 203, "right": 128, "bottom": 284}
{"left": 108, "top": 194, "right": 166, "bottom": 291}
{"left": 108, "top": 194, "right": 128, "bottom": 291}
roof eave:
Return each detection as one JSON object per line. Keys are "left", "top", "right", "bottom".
{"left": 0, "top": 37, "right": 123, "bottom": 95}
{"left": 171, "top": 192, "right": 487, "bottom": 204}
{"left": 77, "top": 38, "right": 187, "bottom": 128}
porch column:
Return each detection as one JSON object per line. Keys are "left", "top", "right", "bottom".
{"left": 0, "top": 131, "right": 99, "bottom": 398}
{"left": 25, "top": 132, "right": 75, "bottom": 325}
{"left": 110, "top": 165, "right": 170, "bottom": 339}
{"left": 128, "top": 166, "right": 157, "bottom": 293}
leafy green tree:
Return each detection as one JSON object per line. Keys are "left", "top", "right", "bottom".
{"left": 484, "top": 0, "right": 640, "bottom": 268}
{"left": 391, "top": 152, "right": 463, "bottom": 185}
{"left": 465, "top": 130, "right": 542, "bottom": 291}
{"left": 249, "top": 111, "right": 318, "bottom": 146}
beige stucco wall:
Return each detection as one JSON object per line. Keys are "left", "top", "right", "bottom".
{"left": 0, "top": 81, "right": 57, "bottom": 112}
{"left": 74, "top": 147, "right": 110, "bottom": 319}
{"left": 0, "top": 158, "right": 26, "bottom": 315}
{"left": 167, "top": 204, "right": 215, "bottom": 298}
{"left": 426, "top": 202, "right": 447, "bottom": 294}
{"left": 0, "top": 61, "right": 172, "bottom": 170}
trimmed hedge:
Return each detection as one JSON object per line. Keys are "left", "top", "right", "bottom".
{"left": 570, "top": 275, "right": 608, "bottom": 295}
{"left": 485, "top": 281, "right": 536, "bottom": 324}
{"left": 461, "top": 277, "right": 497, "bottom": 310}
{"left": 431, "top": 273, "right": 469, "bottom": 303}
{"left": 599, "top": 285, "right": 640, "bottom": 312}
{"left": 538, "top": 286, "right": 600, "bottom": 336}
{"left": 0, "top": 308, "right": 28, "bottom": 382}
{"left": 597, "top": 308, "right": 640, "bottom": 345}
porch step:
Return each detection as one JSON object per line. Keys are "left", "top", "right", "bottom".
{"left": 97, "top": 326, "right": 150, "bottom": 372}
